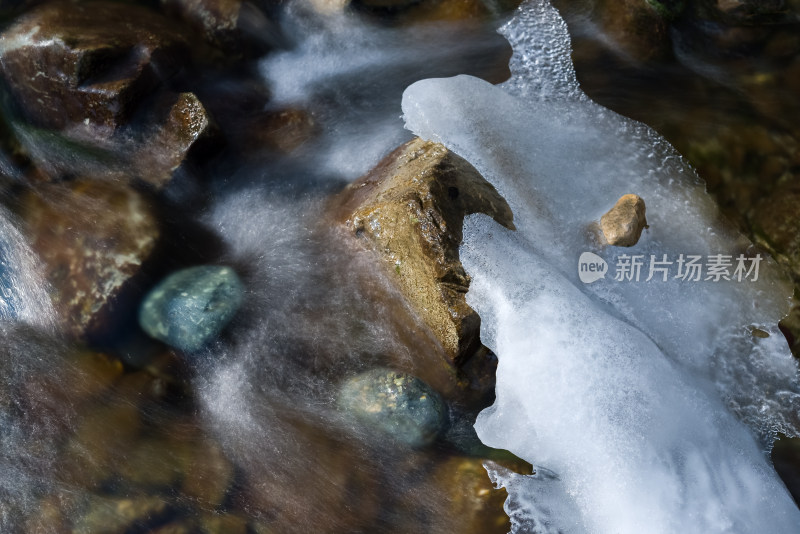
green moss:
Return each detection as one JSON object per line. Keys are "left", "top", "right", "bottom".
{"left": 645, "top": 0, "right": 685, "bottom": 20}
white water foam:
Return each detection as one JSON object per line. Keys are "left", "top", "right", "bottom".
{"left": 0, "top": 206, "right": 59, "bottom": 531}
{"left": 402, "top": 0, "right": 800, "bottom": 532}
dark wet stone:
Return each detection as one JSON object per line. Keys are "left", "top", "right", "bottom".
{"left": 0, "top": 1, "right": 190, "bottom": 137}
{"left": 131, "top": 92, "right": 214, "bottom": 189}
{"left": 139, "top": 265, "right": 244, "bottom": 352}
{"left": 337, "top": 368, "right": 446, "bottom": 447}
{"left": 0, "top": 1, "right": 216, "bottom": 189}
{"left": 243, "top": 108, "right": 317, "bottom": 155}
{"left": 162, "top": 0, "right": 244, "bottom": 50}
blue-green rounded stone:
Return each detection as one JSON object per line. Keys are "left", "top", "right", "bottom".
{"left": 138, "top": 265, "right": 244, "bottom": 352}
{"left": 337, "top": 368, "right": 446, "bottom": 448}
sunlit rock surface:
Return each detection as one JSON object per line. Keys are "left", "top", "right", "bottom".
{"left": 599, "top": 193, "right": 648, "bottom": 247}
{"left": 402, "top": 0, "right": 800, "bottom": 532}
{"left": 332, "top": 137, "right": 514, "bottom": 367}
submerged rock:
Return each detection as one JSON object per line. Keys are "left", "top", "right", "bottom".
{"left": 72, "top": 495, "right": 170, "bottom": 534}
{"left": 337, "top": 368, "right": 446, "bottom": 447}
{"left": 560, "top": 0, "right": 674, "bottom": 62}
{"left": 161, "top": 0, "right": 276, "bottom": 54}
{"left": 18, "top": 179, "right": 159, "bottom": 339}
{"left": 162, "top": 0, "right": 243, "bottom": 49}
{"left": 429, "top": 457, "right": 528, "bottom": 534}
{"left": 332, "top": 137, "right": 514, "bottom": 368}
{"left": 600, "top": 193, "right": 648, "bottom": 246}
{"left": 139, "top": 265, "right": 244, "bottom": 352}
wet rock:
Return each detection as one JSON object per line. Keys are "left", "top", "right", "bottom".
{"left": 240, "top": 421, "right": 382, "bottom": 534}
{"left": 428, "top": 457, "right": 527, "bottom": 534}
{"left": 399, "top": 0, "right": 494, "bottom": 22}
{"left": 179, "top": 435, "right": 235, "bottom": 507}
{"left": 131, "top": 92, "right": 214, "bottom": 189}
{"left": 600, "top": 193, "right": 648, "bottom": 246}
{"left": 18, "top": 179, "right": 159, "bottom": 339}
{"left": 149, "top": 521, "right": 195, "bottom": 534}
{"left": 0, "top": 1, "right": 189, "bottom": 138}
{"left": 161, "top": 0, "right": 276, "bottom": 54}
{"left": 0, "top": 1, "right": 215, "bottom": 189}
{"left": 332, "top": 137, "right": 514, "bottom": 367}
{"left": 250, "top": 522, "right": 279, "bottom": 534}
{"left": 116, "top": 436, "right": 183, "bottom": 489}
{"left": 338, "top": 368, "right": 446, "bottom": 447}
{"left": 139, "top": 265, "right": 244, "bottom": 352}
{"left": 72, "top": 495, "right": 170, "bottom": 534}
{"left": 694, "top": 0, "right": 792, "bottom": 24}
{"left": 162, "top": 0, "right": 243, "bottom": 49}
{"left": 575, "top": 0, "right": 674, "bottom": 62}
{"left": 772, "top": 434, "right": 800, "bottom": 503}
{"left": 22, "top": 349, "right": 125, "bottom": 423}
{"left": 200, "top": 513, "right": 249, "bottom": 534}
{"left": 244, "top": 108, "right": 317, "bottom": 155}
{"left": 23, "top": 493, "right": 72, "bottom": 534}
{"left": 779, "top": 304, "right": 800, "bottom": 356}
{"left": 752, "top": 183, "right": 800, "bottom": 280}
{"left": 61, "top": 401, "right": 143, "bottom": 489}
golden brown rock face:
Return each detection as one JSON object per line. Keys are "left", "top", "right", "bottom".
{"left": 600, "top": 193, "right": 648, "bottom": 247}
{"left": 19, "top": 179, "right": 159, "bottom": 338}
{"left": 332, "top": 137, "right": 514, "bottom": 367}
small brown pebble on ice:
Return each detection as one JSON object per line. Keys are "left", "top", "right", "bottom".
{"left": 600, "top": 194, "right": 648, "bottom": 247}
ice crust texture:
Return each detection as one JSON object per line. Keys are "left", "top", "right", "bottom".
{"left": 402, "top": 0, "right": 800, "bottom": 532}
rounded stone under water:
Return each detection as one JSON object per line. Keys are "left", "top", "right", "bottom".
{"left": 337, "top": 368, "right": 446, "bottom": 448}
{"left": 138, "top": 265, "right": 244, "bottom": 352}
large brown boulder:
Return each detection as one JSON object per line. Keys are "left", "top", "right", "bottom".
{"left": 0, "top": 1, "right": 188, "bottom": 137}
{"left": 331, "top": 137, "right": 514, "bottom": 369}
{"left": 0, "top": 1, "right": 214, "bottom": 189}
{"left": 18, "top": 179, "right": 159, "bottom": 339}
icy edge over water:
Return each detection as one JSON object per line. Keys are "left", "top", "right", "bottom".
{"left": 402, "top": 0, "right": 800, "bottom": 532}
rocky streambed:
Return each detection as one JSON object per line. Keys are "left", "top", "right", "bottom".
{"left": 1, "top": 0, "right": 799, "bottom": 532}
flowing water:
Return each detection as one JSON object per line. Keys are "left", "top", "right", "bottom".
{"left": 1, "top": 0, "right": 800, "bottom": 532}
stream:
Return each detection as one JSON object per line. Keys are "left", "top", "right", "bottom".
{"left": 1, "top": 0, "right": 800, "bottom": 532}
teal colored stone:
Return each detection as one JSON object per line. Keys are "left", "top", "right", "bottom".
{"left": 138, "top": 265, "right": 244, "bottom": 352}
{"left": 337, "top": 368, "right": 446, "bottom": 448}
